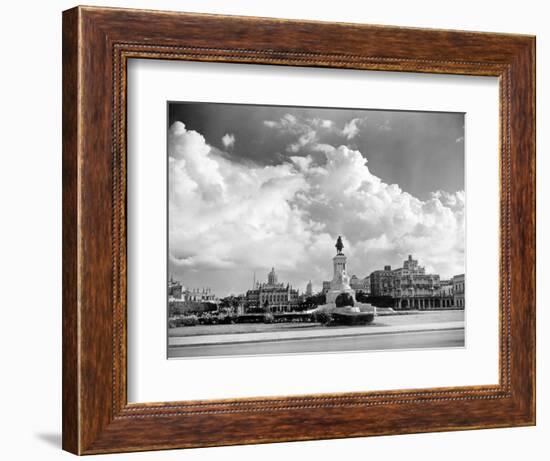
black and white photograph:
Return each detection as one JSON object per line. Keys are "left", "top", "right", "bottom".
{"left": 167, "top": 102, "right": 466, "bottom": 359}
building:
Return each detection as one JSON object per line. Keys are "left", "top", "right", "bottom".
{"left": 168, "top": 277, "right": 219, "bottom": 313}
{"left": 453, "top": 274, "right": 465, "bottom": 309}
{"left": 439, "top": 280, "right": 454, "bottom": 308}
{"left": 370, "top": 265, "right": 395, "bottom": 297}
{"left": 186, "top": 287, "right": 216, "bottom": 302}
{"left": 370, "top": 255, "right": 461, "bottom": 310}
{"left": 350, "top": 275, "right": 370, "bottom": 295}
{"left": 246, "top": 267, "right": 300, "bottom": 312}
{"left": 305, "top": 280, "right": 313, "bottom": 296}
{"left": 324, "top": 273, "right": 370, "bottom": 296}
{"left": 390, "top": 256, "right": 440, "bottom": 309}
{"left": 168, "top": 276, "right": 183, "bottom": 299}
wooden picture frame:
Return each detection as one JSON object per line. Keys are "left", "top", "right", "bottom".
{"left": 62, "top": 5, "right": 536, "bottom": 455}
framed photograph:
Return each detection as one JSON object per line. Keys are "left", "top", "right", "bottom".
{"left": 165, "top": 101, "right": 465, "bottom": 360}
{"left": 62, "top": 6, "right": 535, "bottom": 455}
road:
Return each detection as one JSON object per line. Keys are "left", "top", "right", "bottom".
{"left": 168, "top": 327, "right": 464, "bottom": 358}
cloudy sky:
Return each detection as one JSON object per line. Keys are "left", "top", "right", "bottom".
{"left": 168, "top": 102, "right": 465, "bottom": 297}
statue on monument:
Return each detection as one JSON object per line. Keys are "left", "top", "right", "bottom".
{"left": 335, "top": 235, "right": 344, "bottom": 255}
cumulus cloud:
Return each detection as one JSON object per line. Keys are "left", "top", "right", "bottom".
{"left": 221, "top": 133, "right": 235, "bottom": 149}
{"left": 342, "top": 118, "right": 365, "bottom": 139}
{"left": 263, "top": 113, "right": 300, "bottom": 132}
{"left": 310, "top": 118, "right": 334, "bottom": 129}
{"left": 263, "top": 114, "right": 319, "bottom": 153}
{"left": 264, "top": 114, "right": 370, "bottom": 151}
{"left": 169, "top": 121, "right": 464, "bottom": 295}
{"left": 169, "top": 121, "right": 320, "bottom": 275}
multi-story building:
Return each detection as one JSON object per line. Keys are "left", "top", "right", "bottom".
{"left": 370, "top": 255, "right": 461, "bottom": 310}
{"left": 439, "top": 280, "right": 454, "bottom": 308}
{"left": 186, "top": 287, "right": 216, "bottom": 302}
{"left": 322, "top": 281, "right": 331, "bottom": 295}
{"left": 168, "top": 277, "right": 219, "bottom": 313}
{"left": 246, "top": 267, "right": 300, "bottom": 312}
{"left": 350, "top": 275, "right": 370, "bottom": 295}
{"left": 453, "top": 274, "right": 465, "bottom": 309}
{"left": 390, "top": 256, "right": 439, "bottom": 308}
{"left": 370, "top": 265, "right": 395, "bottom": 297}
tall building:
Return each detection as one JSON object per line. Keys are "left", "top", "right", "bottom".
{"left": 246, "top": 268, "right": 299, "bottom": 312}
{"left": 306, "top": 280, "right": 313, "bottom": 296}
{"left": 267, "top": 267, "right": 278, "bottom": 285}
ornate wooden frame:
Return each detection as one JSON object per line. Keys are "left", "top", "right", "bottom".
{"left": 62, "top": 5, "right": 536, "bottom": 455}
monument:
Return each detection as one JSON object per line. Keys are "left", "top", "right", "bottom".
{"left": 314, "top": 236, "right": 376, "bottom": 325}
{"left": 325, "top": 236, "right": 356, "bottom": 306}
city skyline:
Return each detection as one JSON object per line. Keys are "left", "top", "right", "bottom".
{"left": 168, "top": 252, "right": 465, "bottom": 300}
{"left": 168, "top": 102, "right": 465, "bottom": 298}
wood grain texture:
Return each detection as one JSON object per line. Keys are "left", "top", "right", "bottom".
{"left": 61, "top": 6, "right": 79, "bottom": 454}
{"left": 62, "top": 5, "right": 536, "bottom": 455}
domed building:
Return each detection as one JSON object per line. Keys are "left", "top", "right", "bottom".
{"left": 245, "top": 267, "right": 300, "bottom": 312}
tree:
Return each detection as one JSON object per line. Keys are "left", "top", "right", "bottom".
{"left": 219, "top": 297, "right": 231, "bottom": 309}
{"left": 308, "top": 293, "right": 326, "bottom": 306}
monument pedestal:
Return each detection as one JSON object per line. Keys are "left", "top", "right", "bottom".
{"left": 326, "top": 287, "right": 356, "bottom": 307}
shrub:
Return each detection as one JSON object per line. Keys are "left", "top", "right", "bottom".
{"left": 181, "top": 315, "right": 198, "bottom": 326}
{"left": 335, "top": 292, "right": 355, "bottom": 308}
{"left": 218, "top": 314, "right": 236, "bottom": 324}
{"left": 313, "top": 310, "right": 333, "bottom": 325}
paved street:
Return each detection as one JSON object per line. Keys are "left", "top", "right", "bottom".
{"left": 168, "top": 327, "right": 464, "bottom": 358}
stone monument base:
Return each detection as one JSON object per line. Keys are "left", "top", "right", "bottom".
{"left": 313, "top": 301, "right": 376, "bottom": 316}
{"left": 312, "top": 302, "right": 376, "bottom": 325}
{"left": 325, "top": 287, "right": 356, "bottom": 306}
